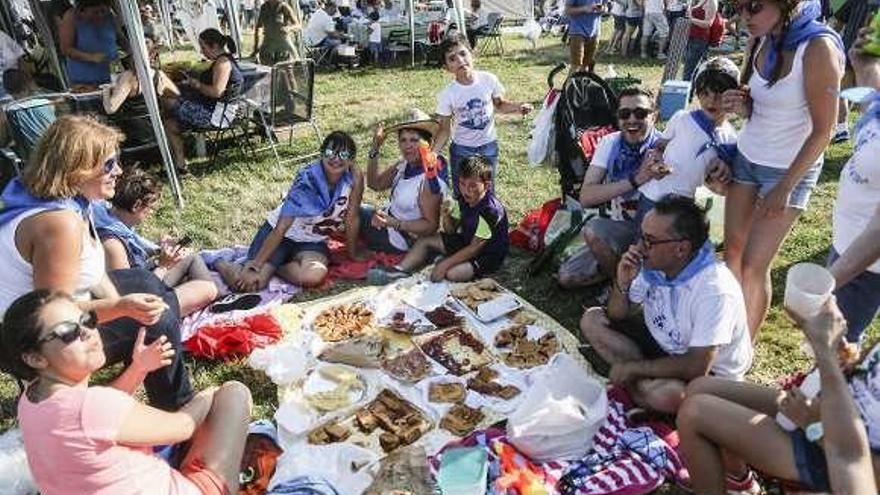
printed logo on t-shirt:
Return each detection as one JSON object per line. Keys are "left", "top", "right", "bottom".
{"left": 846, "top": 162, "right": 869, "bottom": 186}
{"left": 458, "top": 98, "right": 491, "bottom": 131}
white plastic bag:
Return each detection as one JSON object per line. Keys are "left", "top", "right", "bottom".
{"left": 527, "top": 89, "right": 560, "bottom": 167}
{"left": 507, "top": 354, "right": 607, "bottom": 462}
{"left": 0, "top": 429, "right": 37, "bottom": 495}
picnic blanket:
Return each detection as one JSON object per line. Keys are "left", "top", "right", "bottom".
{"left": 429, "top": 387, "right": 688, "bottom": 495}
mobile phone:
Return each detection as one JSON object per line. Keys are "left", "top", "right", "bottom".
{"left": 176, "top": 235, "right": 193, "bottom": 248}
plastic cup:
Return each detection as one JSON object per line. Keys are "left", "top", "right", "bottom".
{"left": 783, "top": 263, "right": 835, "bottom": 319}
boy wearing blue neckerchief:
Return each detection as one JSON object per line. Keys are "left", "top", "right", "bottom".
{"left": 635, "top": 57, "right": 740, "bottom": 221}
{"left": 580, "top": 195, "right": 753, "bottom": 414}
{"left": 557, "top": 88, "right": 667, "bottom": 290}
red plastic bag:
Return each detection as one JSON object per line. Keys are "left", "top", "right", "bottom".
{"left": 184, "top": 313, "right": 282, "bottom": 360}
{"left": 578, "top": 125, "right": 616, "bottom": 162}
{"left": 509, "top": 198, "right": 562, "bottom": 253}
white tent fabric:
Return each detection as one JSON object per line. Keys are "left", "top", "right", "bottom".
{"left": 482, "top": 0, "right": 535, "bottom": 20}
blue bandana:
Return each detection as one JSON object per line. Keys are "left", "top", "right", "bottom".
{"left": 606, "top": 129, "right": 661, "bottom": 183}
{"left": 761, "top": 0, "right": 843, "bottom": 81}
{"left": 93, "top": 202, "right": 158, "bottom": 269}
{"left": 854, "top": 90, "right": 880, "bottom": 140}
{"left": 641, "top": 240, "right": 716, "bottom": 288}
{"left": 0, "top": 177, "right": 91, "bottom": 228}
{"left": 690, "top": 110, "right": 737, "bottom": 166}
{"left": 279, "top": 160, "right": 354, "bottom": 218}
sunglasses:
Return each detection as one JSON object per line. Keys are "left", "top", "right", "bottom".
{"left": 641, "top": 234, "right": 686, "bottom": 250}
{"left": 322, "top": 148, "right": 353, "bottom": 161}
{"left": 103, "top": 156, "right": 119, "bottom": 175}
{"left": 735, "top": 0, "right": 764, "bottom": 16}
{"left": 617, "top": 107, "right": 652, "bottom": 120}
{"left": 37, "top": 311, "right": 98, "bottom": 346}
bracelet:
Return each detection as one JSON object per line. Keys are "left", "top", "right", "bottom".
{"left": 627, "top": 173, "right": 639, "bottom": 190}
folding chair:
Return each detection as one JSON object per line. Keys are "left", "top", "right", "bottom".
{"left": 478, "top": 14, "right": 504, "bottom": 56}
{"left": 306, "top": 43, "right": 334, "bottom": 68}
{"left": 248, "top": 58, "right": 322, "bottom": 166}
{"left": 188, "top": 96, "right": 256, "bottom": 169}
{"left": 385, "top": 29, "right": 413, "bottom": 65}
{"left": 3, "top": 92, "right": 72, "bottom": 163}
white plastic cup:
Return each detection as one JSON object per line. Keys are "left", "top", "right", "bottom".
{"left": 776, "top": 368, "right": 821, "bottom": 431}
{"left": 783, "top": 263, "right": 835, "bottom": 319}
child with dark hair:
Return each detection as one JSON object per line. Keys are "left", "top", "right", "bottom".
{"left": 368, "top": 10, "right": 382, "bottom": 65}
{"left": 373, "top": 154, "right": 509, "bottom": 283}
{"left": 216, "top": 131, "right": 365, "bottom": 291}
{"left": 94, "top": 167, "right": 219, "bottom": 316}
{"left": 432, "top": 35, "right": 533, "bottom": 197}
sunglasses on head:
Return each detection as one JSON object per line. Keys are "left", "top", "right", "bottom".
{"left": 322, "top": 148, "right": 353, "bottom": 161}
{"left": 617, "top": 107, "right": 652, "bottom": 121}
{"left": 37, "top": 311, "right": 98, "bottom": 346}
{"left": 735, "top": 0, "right": 764, "bottom": 16}
{"left": 103, "top": 156, "right": 119, "bottom": 175}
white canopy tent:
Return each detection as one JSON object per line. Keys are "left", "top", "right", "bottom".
{"left": 482, "top": 0, "right": 535, "bottom": 21}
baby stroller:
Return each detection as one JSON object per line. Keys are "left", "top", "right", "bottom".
{"left": 550, "top": 65, "right": 619, "bottom": 200}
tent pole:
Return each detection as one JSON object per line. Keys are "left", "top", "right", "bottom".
{"left": 115, "top": 0, "right": 184, "bottom": 208}
{"left": 225, "top": 0, "right": 242, "bottom": 54}
{"left": 158, "top": 0, "right": 175, "bottom": 47}
{"left": 408, "top": 0, "right": 415, "bottom": 67}
{"left": 454, "top": 0, "right": 467, "bottom": 46}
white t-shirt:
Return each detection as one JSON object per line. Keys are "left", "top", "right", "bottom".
{"left": 625, "top": 0, "right": 644, "bottom": 17}
{"left": 629, "top": 262, "right": 753, "bottom": 379}
{"left": 0, "top": 31, "right": 24, "bottom": 96}
{"left": 435, "top": 70, "right": 504, "bottom": 148}
{"left": 833, "top": 114, "right": 880, "bottom": 274}
{"left": 640, "top": 110, "right": 737, "bottom": 201}
{"left": 305, "top": 9, "right": 336, "bottom": 46}
{"left": 610, "top": 0, "right": 625, "bottom": 16}
{"left": 369, "top": 21, "right": 382, "bottom": 43}
{"left": 644, "top": 0, "right": 665, "bottom": 14}
{"left": 590, "top": 131, "right": 643, "bottom": 223}
{"left": 849, "top": 344, "right": 880, "bottom": 451}
{"left": 667, "top": 0, "right": 685, "bottom": 12}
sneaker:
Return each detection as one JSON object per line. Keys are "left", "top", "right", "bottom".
{"left": 366, "top": 267, "right": 409, "bottom": 285}
{"left": 726, "top": 470, "right": 762, "bottom": 495}
{"left": 832, "top": 126, "right": 850, "bottom": 144}
{"left": 209, "top": 293, "right": 262, "bottom": 313}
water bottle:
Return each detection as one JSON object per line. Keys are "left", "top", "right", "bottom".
{"left": 775, "top": 368, "right": 821, "bottom": 432}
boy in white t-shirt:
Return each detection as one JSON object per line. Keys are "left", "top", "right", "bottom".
{"left": 636, "top": 57, "right": 740, "bottom": 220}
{"left": 432, "top": 36, "right": 533, "bottom": 197}
{"left": 641, "top": 0, "right": 669, "bottom": 59}
{"left": 367, "top": 11, "right": 382, "bottom": 65}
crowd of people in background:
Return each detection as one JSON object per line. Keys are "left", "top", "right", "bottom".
{"left": 0, "top": 0, "right": 878, "bottom": 494}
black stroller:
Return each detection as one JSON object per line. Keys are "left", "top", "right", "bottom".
{"left": 549, "top": 65, "right": 620, "bottom": 200}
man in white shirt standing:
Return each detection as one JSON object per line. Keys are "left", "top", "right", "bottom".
{"left": 641, "top": 0, "right": 668, "bottom": 59}
{"left": 304, "top": 1, "right": 343, "bottom": 48}
{"left": 580, "top": 195, "right": 753, "bottom": 413}
{"left": 0, "top": 29, "right": 25, "bottom": 100}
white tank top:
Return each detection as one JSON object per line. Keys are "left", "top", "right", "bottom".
{"left": 387, "top": 161, "right": 448, "bottom": 251}
{"left": 737, "top": 39, "right": 815, "bottom": 170}
{"left": 0, "top": 209, "right": 106, "bottom": 315}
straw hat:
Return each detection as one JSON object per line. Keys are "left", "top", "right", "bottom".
{"left": 386, "top": 108, "right": 440, "bottom": 138}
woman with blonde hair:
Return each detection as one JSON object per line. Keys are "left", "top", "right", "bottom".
{"left": 0, "top": 115, "right": 193, "bottom": 411}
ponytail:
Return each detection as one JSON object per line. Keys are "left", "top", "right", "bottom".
{"left": 225, "top": 35, "right": 238, "bottom": 55}
{"left": 199, "top": 28, "right": 237, "bottom": 56}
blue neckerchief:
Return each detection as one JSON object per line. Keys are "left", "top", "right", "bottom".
{"left": 641, "top": 240, "right": 716, "bottom": 288}
{"left": 762, "top": 0, "right": 843, "bottom": 80}
{"left": 93, "top": 202, "right": 158, "bottom": 269}
{"left": 691, "top": 110, "right": 737, "bottom": 166}
{"left": 854, "top": 90, "right": 880, "bottom": 139}
{"left": 607, "top": 129, "right": 660, "bottom": 182}
{"left": 0, "top": 177, "right": 90, "bottom": 228}
{"left": 279, "top": 160, "right": 353, "bottom": 218}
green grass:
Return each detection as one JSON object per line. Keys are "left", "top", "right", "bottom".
{"left": 0, "top": 25, "right": 876, "bottom": 492}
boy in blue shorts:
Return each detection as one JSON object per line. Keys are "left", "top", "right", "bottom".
{"left": 431, "top": 35, "right": 533, "bottom": 197}
{"left": 374, "top": 155, "right": 509, "bottom": 283}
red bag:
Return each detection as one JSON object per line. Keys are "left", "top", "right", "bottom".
{"left": 509, "top": 198, "right": 562, "bottom": 253}
{"left": 184, "top": 313, "right": 282, "bottom": 360}
{"left": 708, "top": 13, "right": 726, "bottom": 47}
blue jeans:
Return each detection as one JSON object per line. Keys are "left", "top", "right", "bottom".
{"left": 369, "top": 42, "right": 382, "bottom": 64}
{"left": 683, "top": 38, "right": 709, "bottom": 81}
{"left": 827, "top": 248, "right": 880, "bottom": 344}
{"left": 449, "top": 140, "right": 499, "bottom": 197}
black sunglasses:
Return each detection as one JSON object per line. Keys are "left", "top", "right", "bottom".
{"left": 37, "top": 311, "right": 98, "bottom": 346}
{"left": 617, "top": 107, "right": 652, "bottom": 121}
{"left": 735, "top": 0, "right": 764, "bottom": 16}
{"left": 102, "top": 156, "right": 119, "bottom": 175}
{"left": 641, "top": 234, "right": 686, "bottom": 250}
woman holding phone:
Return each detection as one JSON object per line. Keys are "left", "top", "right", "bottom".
{"left": 0, "top": 116, "right": 192, "bottom": 411}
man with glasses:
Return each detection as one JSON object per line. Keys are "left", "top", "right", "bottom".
{"left": 580, "top": 195, "right": 753, "bottom": 413}
{"left": 557, "top": 88, "right": 665, "bottom": 289}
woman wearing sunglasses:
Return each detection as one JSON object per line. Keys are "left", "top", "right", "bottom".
{"left": 0, "top": 290, "right": 251, "bottom": 495}
{"left": 0, "top": 115, "right": 193, "bottom": 412}
{"left": 216, "top": 130, "right": 365, "bottom": 292}
{"left": 721, "top": 0, "right": 844, "bottom": 338}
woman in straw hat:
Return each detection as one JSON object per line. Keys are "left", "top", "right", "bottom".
{"left": 361, "top": 109, "right": 449, "bottom": 257}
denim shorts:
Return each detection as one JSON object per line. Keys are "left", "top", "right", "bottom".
{"left": 613, "top": 15, "right": 626, "bottom": 30}
{"left": 827, "top": 248, "right": 880, "bottom": 344}
{"left": 790, "top": 429, "right": 831, "bottom": 491}
{"left": 449, "top": 140, "right": 499, "bottom": 197}
{"left": 246, "top": 221, "right": 329, "bottom": 267}
{"left": 731, "top": 152, "right": 822, "bottom": 210}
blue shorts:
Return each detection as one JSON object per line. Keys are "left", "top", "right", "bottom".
{"left": 731, "top": 152, "right": 822, "bottom": 210}
{"left": 614, "top": 15, "right": 626, "bottom": 30}
{"left": 246, "top": 221, "right": 329, "bottom": 268}
{"left": 441, "top": 233, "right": 506, "bottom": 277}
{"left": 790, "top": 429, "right": 831, "bottom": 492}
{"left": 626, "top": 16, "right": 642, "bottom": 27}
{"left": 449, "top": 140, "right": 499, "bottom": 198}
{"left": 827, "top": 248, "right": 880, "bottom": 344}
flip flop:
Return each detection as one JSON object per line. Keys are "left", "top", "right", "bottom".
{"left": 209, "top": 293, "right": 262, "bottom": 313}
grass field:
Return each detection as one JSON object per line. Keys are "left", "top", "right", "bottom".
{"left": 0, "top": 24, "right": 876, "bottom": 490}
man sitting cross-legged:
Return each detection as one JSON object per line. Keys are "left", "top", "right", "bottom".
{"left": 580, "top": 195, "right": 753, "bottom": 413}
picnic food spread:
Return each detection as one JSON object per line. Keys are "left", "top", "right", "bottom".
{"left": 313, "top": 303, "right": 375, "bottom": 342}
